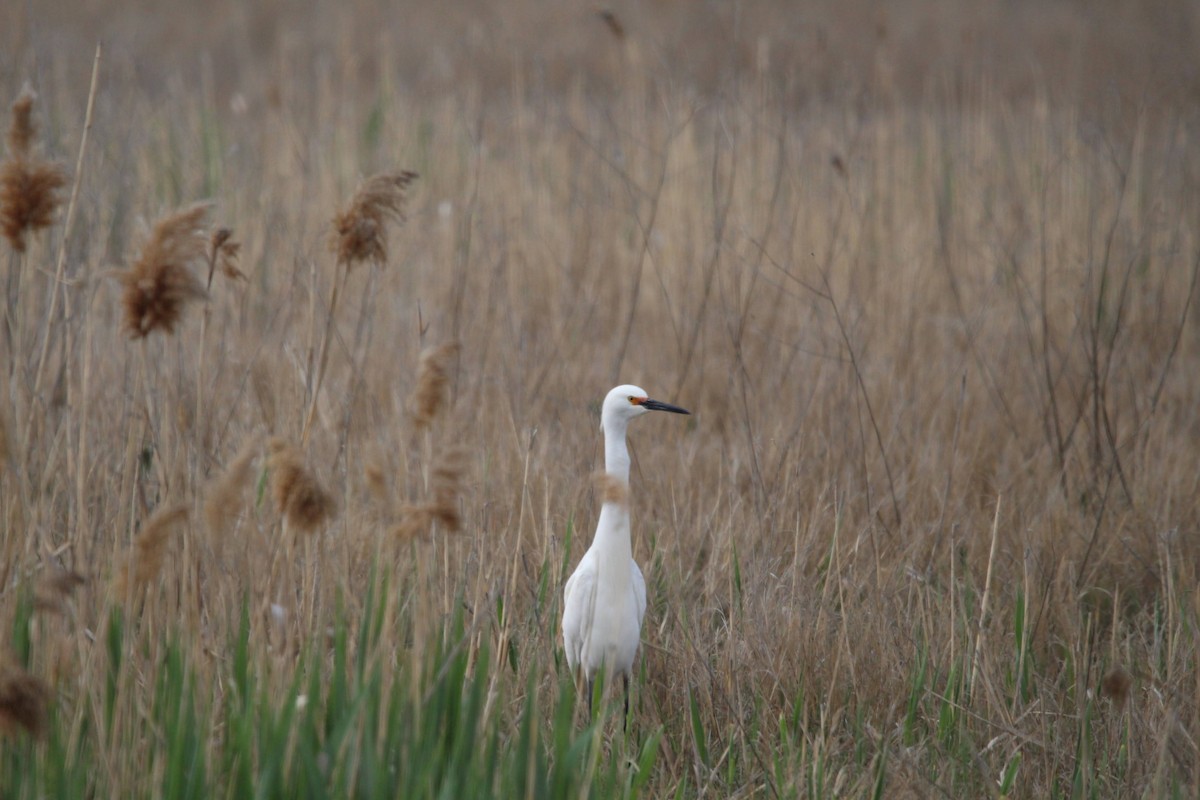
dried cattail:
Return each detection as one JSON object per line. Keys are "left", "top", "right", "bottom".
{"left": 207, "top": 226, "right": 245, "bottom": 285}
{"left": 409, "top": 341, "right": 459, "bottom": 429}
{"left": 32, "top": 568, "right": 86, "bottom": 615}
{"left": 204, "top": 438, "right": 261, "bottom": 541}
{"left": 113, "top": 504, "right": 188, "bottom": 596}
{"left": 118, "top": 203, "right": 210, "bottom": 338}
{"left": 0, "top": 659, "right": 49, "bottom": 739}
{"left": 1, "top": 87, "right": 68, "bottom": 253}
{"left": 1100, "top": 665, "right": 1133, "bottom": 708}
{"left": 592, "top": 471, "right": 630, "bottom": 508}
{"left": 267, "top": 438, "right": 334, "bottom": 534}
{"left": 332, "top": 170, "right": 418, "bottom": 268}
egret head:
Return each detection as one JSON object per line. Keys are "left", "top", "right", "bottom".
{"left": 601, "top": 384, "right": 690, "bottom": 431}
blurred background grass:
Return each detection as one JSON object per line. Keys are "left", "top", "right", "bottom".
{"left": 6, "top": 0, "right": 1199, "bottom": 114}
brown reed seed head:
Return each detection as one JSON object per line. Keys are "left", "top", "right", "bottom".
{"left": 592, "top": 471, "right": 630, "bottom": 508}
{"left": 429, "top": 447, "right": 467, "bottom": 531}
{"left": 1, "top": 87, "right": 68, "bottom": 254}
{"left": 204, "top": 438, "right": 261, "bottom": 540}
{"left": 6, "top": 89, "right": 35, "bottom": 157}
{"left": 119, "top": 203, "right": 211, "bottom": 338}
{"left": 364, "top": 457, "right": 390, "bottom": 513}
{"left": 33, "top": 568, "right": 86, "bottom": 615}
{"left": 409, "top": 341, "right": 459, "bottom": 429}
{"left": 364, "top": 461, "right": 386, "bottom": 499}
{"left": 209, "top": 227, "right": 245, "bottom": 282}
{"left": 393, "top": 504, "right": 434, "bottom": 541}
{"left": 267, "top": 438, "right": 334, "bottom": 534}
{"left": 0, "top": 659, "right": 49, "bottom": 739}
{"left": 114, "top": 504, "right": 188, "bottom": 597}
{"left": 1100, "top": 665, "right": 1133, "bottom": 708}
{"left": 332, "top": 170, "right": 418, "bottom": 268}
{"left": 392, "top": 449, "right": 467, "bottom": 540}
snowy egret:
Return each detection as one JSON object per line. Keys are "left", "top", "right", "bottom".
{"left": 562, "top": 384, "right": 690, "bottom": 722}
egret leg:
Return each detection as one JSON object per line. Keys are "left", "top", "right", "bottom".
{"left": 622, "top": 674, "right": 630, "bottom": 731}
{"left": 587, "top": 677, "right": 595, "bottom": 721}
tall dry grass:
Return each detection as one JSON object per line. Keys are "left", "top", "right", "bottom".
{"left": 0, "top": 3, "right": 1199, "bottom": 796}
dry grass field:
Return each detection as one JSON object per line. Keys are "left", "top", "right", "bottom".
{"left": 2, "top": 1, "right": 1200, "bottom": 796}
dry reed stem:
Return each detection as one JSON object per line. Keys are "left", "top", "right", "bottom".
{"left": 118, "top": 203, "right": 210, "bottom": 338}
{"left": 204, "top": 438, "right": 262, "bottom": 542}
{"left": 409, "top": 341, "right": 459, "bottom": 430}
{"left": 0, "top": 405, "right": 9, "bottom": 471}
{"left": 113, "top": 504, "right": 188, "bottom": 597}
{"left": 0, "top": 86, "right": 68, "bottom": 253}
{"left": 299, "top": 269, "right": 343, "bottom": 446}
{"left": 31, "top": 45, "right": 100, "bottom": 401}
{"left": 332, "top": 170, "right": 418, "bottom": 268}
{"left": 0, "top": 659, "right": 49, "bottom": 739}
{"left": 267, "top": 438, "right": 334, "bottom": 535}
{"left": 971, "top": 495, "right": 1002, "bottom": 694}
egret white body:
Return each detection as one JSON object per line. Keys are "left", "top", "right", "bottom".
{"left": 562, "top": 384, "right": 689, "bottom": 718}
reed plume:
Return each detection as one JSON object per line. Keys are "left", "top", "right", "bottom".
{"left": 300, "top": 170, "right": 417, "bottom": 444}
{"left": 204, "top": 438, "right": 261, "bottom": 542}
{"left": 0, "top": 659, "right": 49, "bottom": 739}
{"left": 113, "top": 504, "right": 188, "bottom": 596}
{"left": 206, "top": 226, "right": 244, "bottom": 286}
{"left": 4, "top": 89, "right": 35, "bottom": 156}
{"left": 392, "top": 505, "right": 434, "bottom": 541}
{"left": 409, "top": 341, "right": 459, "bottom": 429}
{"left": 332, "top": 170, "right": 418, "bottom": 268}
{"left": 1101, "top": 665, "right": 1133, "bottom": 709}
{"left": 364, "top": 454, "right": 391, "bottom": 517}
{"left": 267, "top": 438, "right": 334, "bottom": 534}
{"left": 1, "top": 86, "right": 68, "bottom": 253}
{"left": 428, "top": 446, "right": 467, "bottom": 530}
{"left": 33, "top": 568, "right": 86, "bottom": 616}
{"left": 118, "top": 203, "right": 210, "bottom": 338}
{"left": 394, "top": 446, "right": 467, "bottom": 539}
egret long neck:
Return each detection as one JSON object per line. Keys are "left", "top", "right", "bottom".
{"left": 603, "top": 416, "right": 631, "bottom": 483}
{"left": 594, "top": 414, "right": 633, "bottom": 577}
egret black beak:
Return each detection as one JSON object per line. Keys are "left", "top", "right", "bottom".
{"left": 641, "top": 398, "right": 690, "bottom": 415}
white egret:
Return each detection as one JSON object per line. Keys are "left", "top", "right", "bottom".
{"left": 562, "top": 384, "right": 690, "bottom": 722}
